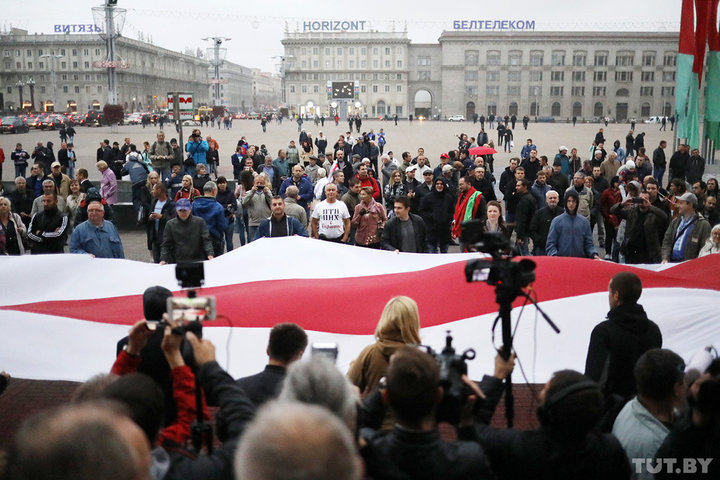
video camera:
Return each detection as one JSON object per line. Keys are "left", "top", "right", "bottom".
{"left": 147, "top": 262, "right": 216, "bottom": 338}
{"left": 423, "top": 331, "right": 476, "bottom": 424}
{"left": 460, "top": 221, "right": 536, "bottom": 296}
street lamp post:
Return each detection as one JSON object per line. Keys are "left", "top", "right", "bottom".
{"left": 272, "top": 55, "right": 294, "bottom": 106}
{"left": 27, "top": 78, "right": 35, "bottom": 112}
{"left": 15, "top": 80, "right": 25, "bottom": 111}
{"left": 40, "top": 54, "right": 63, "bottom": 112}
{"left": 203, "top": 37, "right": 230, "bottom": 107}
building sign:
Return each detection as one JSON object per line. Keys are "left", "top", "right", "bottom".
{"left": 208, "top": 79, "right": 229, "bottom": 84}
{"left": 452, "top": 19, "right": 536, "bottom": 30}
{"left": 167, "top": 93, "right": 194, "bottom": 120}
{"left": 92, "top": 60, "right": 130, "bottom": 69}
{"left": 53, "top": 24, "right": 103, "bottom": 33}
{"left": 303, "top": 20, "right": 367, "bottom": 32}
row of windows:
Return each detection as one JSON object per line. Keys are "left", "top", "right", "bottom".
{"left": 6, "top": 84, "right": 103, "bottom": 94}
{"left": 297, "top": 59, "right": 403, "bottom": 69}
{"left": 289, "top": 84, "right": 404, "bottom": 94}
{"left": 447, "top": 69, "right": 676, "bottom": 83}
{"left": 3, "top": 48, "right": 103, "bottom": 57}
{"left": 463, "top": 50, "right": 677, "bottom": 67}
{"left": 288, "top": 72, "right": 404, "bottom": 81}
{"left": 473, "top": 85, "right": 675, "bottom": 97}
{"left": 288, "top": 46, "right": 403, "bottom": 56}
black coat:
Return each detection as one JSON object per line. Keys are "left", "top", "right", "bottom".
{"left": 236, "top": 364, "right": 286, "bottom": 408}
{"left": 529, "top": 205, "right": 564, "bottom": 250}
{"left": 514, "top": 191, "right": 537, "bottom": 238}
{"left": 146, "top": 198, "right": 177, "bottom": 250}
{"left": 419, "top": 188, "right": 456, "bottom": 243}
{"left": 584, "top": 303, "right": 662, "bottom": 398}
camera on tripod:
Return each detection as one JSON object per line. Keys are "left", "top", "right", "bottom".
{"left": 460, "top": 220, "right": 536, "bottom": 292}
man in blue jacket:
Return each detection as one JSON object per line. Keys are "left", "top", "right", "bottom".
{"left": 255, "top": 196, "right": 308, "bottom": 239}
{"left": 279, "top": 164, "right": 314, "bottom": 215}
{"left": 192, "top": 181, "right": 228, "bottom": 256}
{"left": 184, "top": 130, "right": 208, "bottom": 177}
{"left": 546, "top": 189, "right": 600, "bottom": 259}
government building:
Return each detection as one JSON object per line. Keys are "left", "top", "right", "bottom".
{"left": 0, "top": 27, "right": 210, "bottom": 113}
{"left": 282, "top": 26, "right": 679, "bottom": 122}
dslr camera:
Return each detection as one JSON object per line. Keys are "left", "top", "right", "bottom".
{"left": 424, "top": 331, "right": 476, "bottom": 424}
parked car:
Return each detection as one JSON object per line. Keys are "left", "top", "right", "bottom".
{"left": 28, "top": 114, "right": 47, "bottom": 128}
{"left": 40, "top": 114, "right": 68, "bottom": 130}
{"left": 0, "top": 116, "right": 30, "bottom": 134}
{"left": 448, "top": 115, "right": 465, "bottom": 122}
{"left": 85, "top": 110, "right": 104, "bottom": 126}
{"left": 643, "top": 116, "right": 665, "bottom": 124}
{"left": 125, "top": 113, "right": 142, "bottom": 125}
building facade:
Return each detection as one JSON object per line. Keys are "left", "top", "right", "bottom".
{"left": 208, "top": 60, "right": 254, "bottom": 113}
{"left": 0, "top": 28, "right": 209, "bottom": 113}
{"left": 282, "top": 28, "right": 679, "bottom": 122}
{"left": 282, "top": 31, "right": 411, "bottom": 118}
{"left": 250, "top": 69, "right": 282, "bottom": 111}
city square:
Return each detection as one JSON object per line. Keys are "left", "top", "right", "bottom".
{"left": 1, "top": 1, "right": 720, "bottom": 478}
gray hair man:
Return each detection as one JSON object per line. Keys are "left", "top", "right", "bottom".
{"left": 234, "top": 401, "right": 362, "bottom": 480}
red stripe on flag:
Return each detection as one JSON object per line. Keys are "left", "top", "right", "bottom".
{"left": 680, "top": 0, "right": 697, "bottom": 54}
{"left": 694, "top": 0, "right": 712, "bottom": 79}
{"left": 3, "top": 257, "right": 720, "bottom": 334}
{"left": 709, "top": 0, "right": 720, "bottom": 51}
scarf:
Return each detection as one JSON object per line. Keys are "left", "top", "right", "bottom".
{"left": 452, "top": 187, "right": 481, "bottom": 237}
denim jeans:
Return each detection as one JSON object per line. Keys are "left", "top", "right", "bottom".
{"left": 235, "top": 217, "right": 247, "bottom": 246}
{"left": 248, "top": 225, "right": 259, "bottom": 242}
{"left": 653, "top": 166, "right": 665, "bottom": 187}
{"left": 15, "top": 164, "right": 27, "bottom": 178}
{"left": 223, "top": 220, "right": 235, "bottom": 251}
{"left": 426, "top": 240, "right": 449, "bottom": 253}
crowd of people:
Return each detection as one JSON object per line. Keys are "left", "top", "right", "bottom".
{"left": 1, "top": 271, "right": 718, "bottom": 480}
{"left": 1, "top": 124, "right": 719, "bottom": 262}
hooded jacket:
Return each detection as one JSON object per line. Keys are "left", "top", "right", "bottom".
{"left": 419, "top": 178, "right": 456, "bottom": 243}
{"left": 545, "top": 190, "right": 597, "bottom": 258}
{"left": 191, "top": 196, "right": 228, "bottom": 239}
{"left": 585, "top": 303, "right": 662, "bottom": 398}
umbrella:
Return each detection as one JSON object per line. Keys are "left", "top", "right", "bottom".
{"left": 468, "top": 146, "right": 497, "bottom": 155}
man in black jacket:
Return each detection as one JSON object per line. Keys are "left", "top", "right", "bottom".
{"left": 382, "top": 196, "right": 426, "bottom": 253}
{"left": 159, "top": 198, "right": 213, "bottom": 264}
{"left": 27, "top": 192, "right": 68, "bottom": 253}
{"left": 652, "top": 140, "right": 667, "bottom": 185}
{"left": 529, "top": 190, "right": 563, "bottom": 255}
{"left": 610, "top": 193, "right": 667, "bottom": 264}
{"left": 360, "top": 346, "right": 510, "bottom": 480}
{"left": 471, "top": 165, "right": 497, "bottom": 202}
{"left": 585, "top": 272, "right": 662, "bottom": 399}
{"left": 514, "top": 178, "right": 537, "bottom": 255}
{"left": 237, "top": 323, "right": 307, "bottom": 407}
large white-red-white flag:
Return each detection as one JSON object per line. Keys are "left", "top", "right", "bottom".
{"left": 1, "top": 237, "right": 719, "bottom": 383}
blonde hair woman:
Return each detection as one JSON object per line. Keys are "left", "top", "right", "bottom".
{"left": 347, "top": 296, "right": 421, "bottom": 395}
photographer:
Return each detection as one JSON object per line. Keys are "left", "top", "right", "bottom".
{"left": 184, "top": 130, "right": 208, "bottom": 178}
{"left": 461, "top": 370, "right": 631, "bottom": 479}
{"left": 108, "top": 320, "right": 255, "bottom": 480}
{"left": 358, "top": 346, "right": 513, "bottom": 479}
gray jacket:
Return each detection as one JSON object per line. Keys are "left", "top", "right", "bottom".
{"left": 149, "top": 141, "right": 174, "bottom": 170}
{"left": 241, "top": 189, "right": 272, "bottom": 226}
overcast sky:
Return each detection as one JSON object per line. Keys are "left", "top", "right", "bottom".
{"left": 3, "top": 0, "right": 680, "bottom": 73}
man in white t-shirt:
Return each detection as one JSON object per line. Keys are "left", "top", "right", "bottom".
{"left": 311, "top": 183, "right": 350, "bottom": 243}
